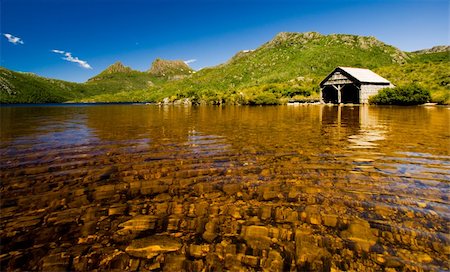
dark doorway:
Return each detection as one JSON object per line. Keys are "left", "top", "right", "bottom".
{"left": 322, "top": 86, "right": 338, "bottom": 103}
{"left": 341, "top": 84, "right": 360, "bottom": 104}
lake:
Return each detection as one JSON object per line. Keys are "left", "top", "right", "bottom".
{"left": 0, "top": 104, "right": 449, "bottom": 271}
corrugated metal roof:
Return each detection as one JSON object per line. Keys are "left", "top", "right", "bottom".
{"left": 338, "top": 67, "right": 391, "bottom": 84}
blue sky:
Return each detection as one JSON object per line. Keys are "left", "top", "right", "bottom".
{"left": 1, "top": 0, "right": 448, "bottom": 82}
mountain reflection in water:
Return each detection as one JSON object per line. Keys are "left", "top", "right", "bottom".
{"left": 0, "top": 104, "right": 448, "bottom": 271}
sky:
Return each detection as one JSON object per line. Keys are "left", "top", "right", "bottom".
{"left": 1, "top": 0, "right": 449, "bottom": 83}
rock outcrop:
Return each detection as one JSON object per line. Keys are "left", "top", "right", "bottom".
{"left": 413, "top": 45, "right": 450, "bottom": 54}
{"left": 148, "top": 58, "right": 193, "bottom": 78}
{"left": 102, "top": 61, "right": 133, "bottom": 74}
{"left": 87, "top": 61, "right": 135, "bottom": 82}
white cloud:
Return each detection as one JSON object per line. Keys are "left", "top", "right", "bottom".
{"left": 63, "top": 52, "right": 92, "bottom": 69}
{"left": 52, "top": 49, "right": 92, "bottom": 69}
{"left": 51, "top": 49, "right": 65, "bottom": 54}
{"left": 184, "top": 59, "right": 197, "bottom": 64}
{"left": 3, "top": 33, "right": 24, "bottom": 45}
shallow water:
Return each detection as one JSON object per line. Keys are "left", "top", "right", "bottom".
{"left": 0, "top": 104, "right": 449, "bottom": 271}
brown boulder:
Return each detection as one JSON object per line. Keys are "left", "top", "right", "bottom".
{"left": 125, "top": 235, "right": 182, "bottom": 259}
{"left": 340, "top": 219, "right": 377, "bottom": 252}
{"left": 242, "top": 225, "right": 272, "bottom": 250}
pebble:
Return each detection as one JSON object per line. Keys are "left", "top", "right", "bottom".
{"left": 1, "top": 157, "right": 447, "bottom": 271}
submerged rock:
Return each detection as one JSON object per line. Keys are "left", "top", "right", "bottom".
{"left": 116, "top": 215, "right": 158, "bottom": 236}
{"left": 242, "top": 225, "right": 272, "bottom": 250}
{"left": 163, "top": 254, "right": 186, "bottom": 272}
{"left": 40, "top": 252, "right": 71, "bottom": 271}
{"left": 125, "top": 235, "right": 182, "bottom": 259}
{"left": 262, "top": 250, "right": 284, "bottom": 272}
{"left": 202, "top": 219, "right": 219, "bottom": 243}
{"left": 189, "top": 244, "right": 210, "bottom": 258}
{"left": 340, "top": 219, "right": 377, "bottom": 252}
{"left": 295, "top": 229, "right": 331, "bottom": 271}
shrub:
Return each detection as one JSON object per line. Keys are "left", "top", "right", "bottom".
{"left": 369, "top": 85, "right": 431, "bottom": 105}
{"left": 431, "top": 89, "right": 450, "bottom": 105}
{"left": 249, "top": 92, "right": 280, "bottom": 105}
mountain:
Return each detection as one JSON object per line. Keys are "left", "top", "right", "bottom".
{"left": 84, "top": 61, "right": 163, "bottom": 99}
{"left": 148, "top": 59, "right": 193, "bottom": 78}
{"left": 89, "top": 61, "right": 134, "bottom": 80}
{"left": 72, "top": 59, "right": 194, "bottom": 102}
{"left": 0, "top": 59, "right": 193, "bottom": 103}
{"left": 0, "top": 67, "right": 89, "bottom": 103}
{"left": 148, "top": 32, "right": 414, "bottom": 104}
{"left": 1, "top": 32, "right": 448, "bottom": 104}
{"left": 412, "top": 45, "right": 450, "bottom": 54}
{"left": 79, "top": 59, "right": 194, "bottom": 102}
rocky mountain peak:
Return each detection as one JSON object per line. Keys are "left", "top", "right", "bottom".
{"left": 87, "top": 61, "right": 134, "bottom": 82}
{"left": 413, "top": 45, "right": 450, "bottom": 54}
{"left": 148, "top": 58, "right": 193, "bottom": 77}
{"left": 267, "top": 31, "right": 323, "bottom": 47}
{"left": 262, "top": 32, "right": 409, "bottom": 64}
{"left": 103, "top": 61, "right": 133, "bottom": 74}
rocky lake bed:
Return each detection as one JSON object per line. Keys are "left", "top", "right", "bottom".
{"left": 0, "top": 104, "right": 449, "bottom": 271}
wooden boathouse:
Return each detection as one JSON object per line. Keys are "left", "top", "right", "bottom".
{"left": 320, "top": 67, "right": 394, "bottom": 104}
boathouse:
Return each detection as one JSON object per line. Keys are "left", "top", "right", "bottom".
{"left": 320, "top": 67, "right": 394, "bottom": 104}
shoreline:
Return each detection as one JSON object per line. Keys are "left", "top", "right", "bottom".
{"left": 1, "top": 102, "right": 448, "bottom": 107}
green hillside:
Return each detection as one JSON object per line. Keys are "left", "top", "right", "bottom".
{"left": 151, "top": 32, "right": 411, "bottom": 104}
{"left": 375, "top": 51, "right": 450, "bottom": 104}
{"left": 82, "top": 61, "right": 167, "bottom": 101}
{"left": 1, "top": 32, "right": 448, "bottom": 104}
{"left": 0, "top": 67, "right": 89, "bottom": 103}
{"left": 77, "top": 59, "right": 194, "bottom": 102}
{"left": 151, "top": 33, "right": 447, "bottom": 105}
{"left": 0, "top": 59, "right": 191, "bottom": 103}
{"left": 86, "top": 32, "right": 417, "bottom": 104}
